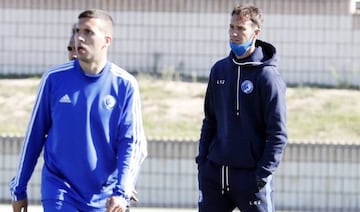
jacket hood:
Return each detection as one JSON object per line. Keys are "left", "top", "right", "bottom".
{"left": 230, "top": 39, "right": 278, "bottom": 67}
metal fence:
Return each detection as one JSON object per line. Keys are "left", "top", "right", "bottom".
{"left": 1, "top": 136, "right": 359, "bottom": 211}
{"left": 1, "top": 0, "right": 360, "bottom": 87}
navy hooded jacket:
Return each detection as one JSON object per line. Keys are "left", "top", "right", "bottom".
{"left": 197, "top": 40, "right": 287, "bottom": 179}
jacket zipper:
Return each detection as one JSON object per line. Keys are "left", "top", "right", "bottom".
{"left": 236, "top": 66, "right": 241, "bottom": 116}
{"left": 232, "top": 59, "right": 262, "bottom": 116}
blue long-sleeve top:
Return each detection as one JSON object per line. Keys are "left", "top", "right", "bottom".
{"left": 197, "top": 40, "right": 287, "bottom": 179}
{"left": 10, "top": 60, "right": 147, "bottom": 210}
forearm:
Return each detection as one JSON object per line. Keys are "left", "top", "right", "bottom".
{"left": 10, "top": 132, "right": 44, "bottom": 200}
{"left": 197, "top": 118, "right": 216, "bottom": 164}
{"left": 256, "top": 133, "right": 287, "bottom": 178}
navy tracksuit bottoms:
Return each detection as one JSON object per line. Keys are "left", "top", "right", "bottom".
{"left": 198, "top": 160, "right": 274, "bottom": 212}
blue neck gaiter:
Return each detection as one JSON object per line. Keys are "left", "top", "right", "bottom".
{"left": 229, "top": 35, "right": 254, "bottom": 57}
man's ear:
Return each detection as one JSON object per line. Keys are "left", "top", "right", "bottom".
{"left": 105, "top": 36, "right": 112, "bottom": 47}
{"left": 254, "top": 29, "right": 261, "bottom": 38}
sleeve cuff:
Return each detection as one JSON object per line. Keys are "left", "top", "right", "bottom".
{"left": 11, "top": 191, "right": 27, "bottom": 202}
{"left": 112, "top": 195, "right": 129, "bottom": 208}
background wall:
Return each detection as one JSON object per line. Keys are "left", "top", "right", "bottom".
{"left": 1, "top": 1, "right": 360, "bottom": 210}
{"left": 1, "top": 136, "right": 360, "bottom": 211}
{"left": 0, "top": 0, "right": 360, "bottom": 87}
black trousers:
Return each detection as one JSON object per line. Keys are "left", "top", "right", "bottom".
{"left": 198, "top": 160, "right": 274, "bottom": 212}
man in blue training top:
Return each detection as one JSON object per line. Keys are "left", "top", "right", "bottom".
{"left": 10, "top": 9, "right": 147, "bottom": 212}
{"left": 196, "top": 4, "right": 287, "bottom": 212}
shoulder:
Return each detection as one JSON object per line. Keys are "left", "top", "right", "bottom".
{"left": 212, "top": 55, "right": 232, "bottom": 69}
{"left": 258, "top": 66, "right": 286, "bottom": 90}
{"left": 210, "top": 55, "right": 233, "bottom": 78}
{"left": 41, "top": 61, "right": 75, "bottom": 81}
{"left": 256, "top": 64, "right": 281, "bottom": 80}
{"left": 109, "top": 63, "right": 139, "bottom": 89}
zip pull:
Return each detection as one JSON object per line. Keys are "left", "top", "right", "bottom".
{"left": 225, "top": 166, "right": 230, "bottom": 192}
{"left": 221, "top": 165, "right": 230, "bottom": 194}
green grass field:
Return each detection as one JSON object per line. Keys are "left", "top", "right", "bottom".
{"left": 1, "top": 76, "right": 360, "bottom": 143}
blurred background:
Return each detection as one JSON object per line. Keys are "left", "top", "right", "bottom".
{"left": 1, "top": 0, "right": 360, "bottom": 211}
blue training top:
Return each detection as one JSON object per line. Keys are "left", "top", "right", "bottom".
{"left": 10, "top": 59, "right": 147, "bottom": 210}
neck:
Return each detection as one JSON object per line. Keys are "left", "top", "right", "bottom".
{"left": 79, "top": 58, "right": 107, "bottom": 75}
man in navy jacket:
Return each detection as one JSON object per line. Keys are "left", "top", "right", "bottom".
{"left": 196, "top": 4, "right": 287, "bottom": 212}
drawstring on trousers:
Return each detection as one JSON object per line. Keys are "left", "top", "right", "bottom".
{"left": 221, "top": 165, "right": 230, "bottom": 194}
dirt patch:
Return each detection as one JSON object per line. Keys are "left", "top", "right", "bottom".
{"left": 1, "top": 78, "right": 360, "bottom": 143}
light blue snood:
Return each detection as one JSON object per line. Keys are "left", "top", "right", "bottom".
{"left": 229, "top": 35, "right": 254, "bottom": 57}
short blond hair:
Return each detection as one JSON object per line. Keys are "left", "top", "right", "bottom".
{"left": 231, "top": 5, "right": 263, "bottom": 29}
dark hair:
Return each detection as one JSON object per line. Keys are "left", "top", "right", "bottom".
{"left": 78, "top": 9, "right": 113, "bottom": 36}
{"left": 78, "top": 9, "right": 113, "bottom": 24}
{"left": 231, "top": 5, "right": 263, "bottom": 29}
